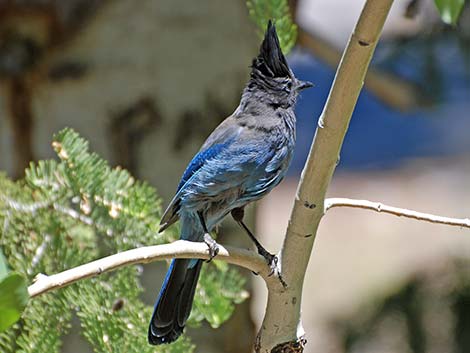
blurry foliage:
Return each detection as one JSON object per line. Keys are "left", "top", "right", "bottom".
{"left": 434, "top": 0, "right": 466, "bottom": 24}
{"left": 0, "top": 128, "right": 247, "bottom": 352}
{"left": 191, "top": 261, "right": 249, "bottom": 329}
{"left": 0, "top": 249, "right": 28, "bottom": 333}
{"left": 247, "top": 0, "right": 297, "bottom": 54}
{"left": 334, "top": 259, "right": 470, "bottom": 353}
{"left": 376, "top": 2, "right": 470, "bottom": 106}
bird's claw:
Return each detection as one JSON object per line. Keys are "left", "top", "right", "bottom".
{"left": 203, "top": 233, "right": 219, "bottom": 262}
{"left": 264, "top": 253, "right": 278, "bottom": 277}
{"left": 256, "top": 247, "right": 277, "bottom": 275}
{"left": 259, "top": 250, "right": 287, "bottom": 288}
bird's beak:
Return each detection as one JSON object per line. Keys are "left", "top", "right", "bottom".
{"left": 296, "top": 80, "right": 314, "bottom": 91}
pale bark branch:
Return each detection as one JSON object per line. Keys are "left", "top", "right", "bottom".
{"left": 27, "top": 240, "right": 273, "bottom": 298}
{"left": 325, "top": 197, "right": 470, "bottom": 229}
{"left": 27, "top": 197, "right": 469, "bottom": 299}
{"left": 255, "top": 1, "right": 395, "bottom": 352}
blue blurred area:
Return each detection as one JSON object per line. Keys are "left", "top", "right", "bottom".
{"left": 288, "top": 37, "right": 470, "bottom": 175}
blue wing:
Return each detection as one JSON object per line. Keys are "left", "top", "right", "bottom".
{"left": 159, "top": 118, "right": 242, "bottom": 231}
{"left": 176, "top": 140, "right": 233, "bottom": 192}
{"left": 159, "top": 115, "right": 293, "bottom": 233}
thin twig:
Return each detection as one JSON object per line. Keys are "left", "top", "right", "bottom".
{"left": 1, "top": 196, "right": 52, "bottom": 213}
{"left": 325, "top": 197, "right": 470, "bottom": 229}
{"left": 52, "top": 203, "right": 94, "bottom": 226}
{"left": 28, "top": 234, "right": 52, "bottom": 275}
{"left": 27, "top": 240, "right": 274, "bottom": 298}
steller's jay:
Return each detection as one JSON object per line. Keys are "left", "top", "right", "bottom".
{"left": 148, "top": 20, "right": 312, "bottom": 345}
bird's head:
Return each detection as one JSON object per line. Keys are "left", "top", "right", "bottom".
{"left": 248, "top": 20, "right": 312, "bottom": 107}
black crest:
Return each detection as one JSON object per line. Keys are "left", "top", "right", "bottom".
{"left": 252, "top": 20, "right": 291, "bottom": 78}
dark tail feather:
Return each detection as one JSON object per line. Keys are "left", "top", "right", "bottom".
{"left": 148, "top": 259, "right": 202, "bottom": 345}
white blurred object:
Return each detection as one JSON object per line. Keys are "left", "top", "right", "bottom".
{"left": 297, "top": 0, "right": 441, "bottom": 48}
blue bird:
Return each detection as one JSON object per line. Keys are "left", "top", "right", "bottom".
{"left": 148, "top": 20, "right": 312, "bottom": 345}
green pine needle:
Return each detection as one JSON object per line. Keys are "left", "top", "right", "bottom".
{"left": 247, "top": 0, "right": 298, "bottom": 54}
{"left": 0, "top": 128, "right": 248, "bottom": 352}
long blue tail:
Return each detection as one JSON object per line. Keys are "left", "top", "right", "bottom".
{"left": 148, "top": 258, "right": 202, "bottom": 345}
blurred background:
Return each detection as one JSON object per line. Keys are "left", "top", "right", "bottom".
{"left": 0, "top": 0, "right": 469, "bottom": 352}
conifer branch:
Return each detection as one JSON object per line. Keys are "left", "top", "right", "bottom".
{"left": 1, "top": 196, "right": 54, "bottom": 213}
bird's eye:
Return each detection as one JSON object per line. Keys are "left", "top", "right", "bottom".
{"left": 284, "top": 82, "right": 292, "bottom": 92}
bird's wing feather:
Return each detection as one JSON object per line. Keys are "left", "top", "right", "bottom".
{"left": 175, "top": 125, "right": 283, "bottom": 205}
{"left": 159, "top": 117, "right": 242, "bottom": 232}
{"left": 160, "top": 114, "right": 291, "bottom": 232}
{"left": 239, "top": 140, "right": 291, "bottom": 201}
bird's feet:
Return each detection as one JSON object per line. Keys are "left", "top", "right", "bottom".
{"left": 203, "top": 233, "right": 219, "bottom": 262}
{"left": 257, "top": 247, "right": 287, "bottom": 289}
{"left": 258, "top": 248, "right": 278, "bottom": 276}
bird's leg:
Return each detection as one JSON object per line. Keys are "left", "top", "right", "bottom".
{"left": 197, "top": 211, "right": 219, "bottom": 262}
{"left": 231, "top": 208, "right": 278, "bottom": 276}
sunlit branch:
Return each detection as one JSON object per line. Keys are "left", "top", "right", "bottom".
{"left": 325, "top": 197, "right": 470, "bottom": 229}
{"left": 27, "top": 240, "right": 275, "bottom": 298}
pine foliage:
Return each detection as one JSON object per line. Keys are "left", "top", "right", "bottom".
{"left": 247, "top": 0, "right": 298, "bottom": 53}
{"left": 0, "top": 128, "right": 247, "bottom": 352}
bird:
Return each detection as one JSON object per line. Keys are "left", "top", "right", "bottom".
{"left": 148, "top": 20, "right": 312, "bottom": 345}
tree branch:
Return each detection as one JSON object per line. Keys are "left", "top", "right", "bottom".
{"left": 255, "top": 0, "right": 394, "bottom": 351}
{"left": 325, "top": 197, "right": 470, "bottom": 229}
{"left": 28, "top": 240, "right": 275, "bottom": 298}
{"left": 27, "top": 195, "right": 469, "bottom": 299}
